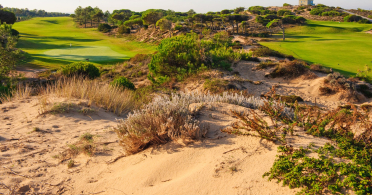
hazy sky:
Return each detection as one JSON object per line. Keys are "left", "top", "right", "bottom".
{"left": 3, "top": 0, "right": 372, "bottom": 13}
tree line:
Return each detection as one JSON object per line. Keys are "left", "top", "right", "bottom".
{"left": 72, "top": 6, "right": 256, "bottom": 34}
{"left": 1, "top": 4, "right": 70, "bottom": 21}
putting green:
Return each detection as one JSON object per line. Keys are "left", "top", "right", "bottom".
{"left": 261, "top": 21, "right": 372, "bottom": 77}
{"left": 13, "top": 17, "right": 156, "bottom": 69}
{"left": 43, "top": 46, "right": 127, "bottom": 62}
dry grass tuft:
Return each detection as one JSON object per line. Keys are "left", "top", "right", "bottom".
{"left": 114, "top": 95, "right": 208, "bottom": 155}
{"left": 0, "top": 84, "right": 32, "bottom": 103}
{"left": 309, "top": 64, "right": 332, "bottom": 74}
{"left": 67, "top": 160, "right": 75, "bottom": 168}
{"left": 57, "top": 132, "right": 97, "bottom": 162}
{"left": 270, "top": 60, "right": 308, "bottom": 78}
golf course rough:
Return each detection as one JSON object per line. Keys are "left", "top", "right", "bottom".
{"left": 261, "top": 21, "right": 372, "bottom": 77}
{"left": 13, "top": 17, "right": 156, "bottom": 68}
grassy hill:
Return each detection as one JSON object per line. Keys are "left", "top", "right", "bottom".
{"left": 13, "top": 17, "right": 156, "bottom": 69}
{"left": 261, "top": 21, "right": 372, "bottom": 77}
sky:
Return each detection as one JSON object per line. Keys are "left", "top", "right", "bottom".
{"left": 2, "top": 0, "right": 372, "bottom": 13}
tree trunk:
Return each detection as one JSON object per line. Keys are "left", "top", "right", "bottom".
{"left": 91, "top": 19, "right": 93, "bottom": 27}
{"left": 236, "top": 22, "right": 239, "bottom": 34}
{"left": 85, "top": 19, "right": 87, "bottom": 28}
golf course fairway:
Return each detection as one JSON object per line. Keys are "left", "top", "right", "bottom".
{"left": 261, "top": 21, "right": 372, "bottom": 77}
{"left": 13, "top": 17, "right": 156, "bottom": 69}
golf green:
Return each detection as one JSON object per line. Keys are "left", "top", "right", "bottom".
{"left": 13, "top": 17, "right": 156, "bottom": 69}
{"left": 260, "top": 21, "right": 372, "bottom": 77}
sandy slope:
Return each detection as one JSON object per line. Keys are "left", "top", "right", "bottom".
{"left": 1, "top": 97, "right": 333, "bottom": 195}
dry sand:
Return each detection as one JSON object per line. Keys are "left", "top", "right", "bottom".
{"left": 1, "top": 97, "right": 333, "bottom": 195}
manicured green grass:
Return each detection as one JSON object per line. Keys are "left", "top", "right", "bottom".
{"left": 261, "top": 21, "right": 372, "bottom": 77}
{"left": 13, "top": 17, "right": 156, "bottom": 69}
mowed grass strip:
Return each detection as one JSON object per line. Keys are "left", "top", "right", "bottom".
{"left": 13, "top": 17, "right": 156, "bottom": 68}
{"left": 260, "top": 21, "right": 372, "bottom": 77}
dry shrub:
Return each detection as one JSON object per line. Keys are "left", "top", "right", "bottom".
{"left": 310, "top": 64, "right": 332, "bottom": 74}
{"left": 203, "top": 78, "right": 229, "bottom": 94}
{"left": 319, "top": 72, "right": 365, "bottom": 102}
{"left": 256, "top": 61, "right": 278, "bottom": 70}
{"left": 114, "top": 95, "right": 208, "bottom": 155}
{"left": 222, "top": 110, "right": 280, "bottom": 142}
{"left": 129, "top": 54, "right": 152, "bottom": 64}
{"left": 270, "top": 60, "right": 308, "bottom": 78}
{"left": 321, "top": 72, "right": 356, "bottom": 93}
{"left": 114, "top": 91, "right": 291, "bottom": 155}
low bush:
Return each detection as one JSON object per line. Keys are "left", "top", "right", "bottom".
{"left": 174, "top": 25, "right": 182, "bottom": 31}
{"left": 274, "top": 95, "right": 303, "bottom": 103}
{"left": 251, "top": 47, "right": 286, "bottom": 58}
{"left": 148, "top": 32, "right": 253, "bottom": 84}
{"left": 118, "top": 25, "right": 130, "bottom": 34}
{"left": 11, "top": 29, "right": 19, "bottom": 37}
{"left": 110, "top": 77, "right": 135, "bottom": 90}
{"left": 98, "top": 23, "right": 111, "bottom": 33}
{"left": 277, "top": 9, "right": 292, "bottom": 16}
{"left": 320, "top": 72, "right": 356, "bottom": 94}
{"left": 114, "top": 91, "right": 291, "bottom": 155}
{"left": 59, "top": 62, "right": 100, "bottom": 79}
{"left": 256, "top": 61, "right": 278, "bottom": 70}
{"left": 309, "top": 64, "right": 332, "bottom": 74}
{"left": 129, "top": 54, "right": 152, "bottom": 64}
{"left": 203, "top": 79, "right": 229, "bottom": 94}
{"left": 270, "top": 60, "right": 307, "bottom": 78}
{"left": 358, "top": 84, "right": 372, "bottom": 98}
{"left": 264, "top": 106, "right": 372, "bottom": 194}
{"left": 369, "top": 15, "right": 372, "bottom": 19}
{"left": 321, "top": 10, "right": 342, "bottom": 17}
{"left": 114, "top": 94, "right": 207, "bottom": 155}
{"left": 344, "top": 15, "right": 364, "bottom": 22}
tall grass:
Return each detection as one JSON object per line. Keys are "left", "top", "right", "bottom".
{"left": 2, "top": 77, "right": 134, "bottom": 115}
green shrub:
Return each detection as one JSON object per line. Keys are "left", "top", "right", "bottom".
{"left": 98, "top": 23, "right": 112, "bottom": 33}
{"left": 321, "top": 10, "right": 341, "bottom": 17}
{"left": 277, "top": 9, "right": 292, "bottom": 16}
{"left": 283, "top": 3, "right": 291, "bottom": 7}
{"left": 148, "top": 32, "right": 244, "bottom": 84}
{"left": 110, "top": 76, "right": 135, "bottom": 90}
{"left": 59, "top": 62, "right": 100, "bottom": 79}
{"left": 368, "top": 15, "right": 372, "bottom": 19}
{"left": 174, "top": 25, "right": 182, "bottom": 31}
{"left": 11, "top": 29, "right": 19, "bottom": 37}
{"left": 344, "top": 15, "right": 364, "bottom": 22}
{"left": 118, "top": 25, "right": 130, "bottom": 34}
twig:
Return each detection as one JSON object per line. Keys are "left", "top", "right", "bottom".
{"left": 2, "top": 166, "right": 32, "bottom": 178}
{"left": 223, "top": 148, "right": 240, "bottom": 154}
{"left": 78, "top": 191, "right": 105, "bottom": 195}
{"left": 106, "top": 154, "right": 126, "bottom": 164}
